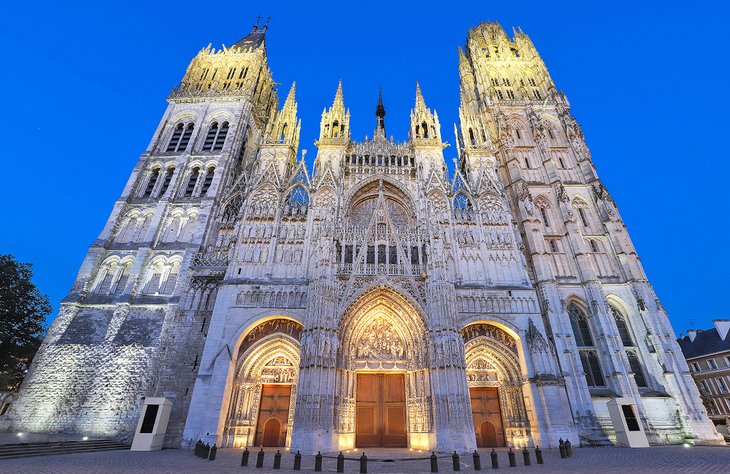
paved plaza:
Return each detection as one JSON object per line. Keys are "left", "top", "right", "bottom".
{"left": 1, "top": 445, "right": 729, "bottom": 473}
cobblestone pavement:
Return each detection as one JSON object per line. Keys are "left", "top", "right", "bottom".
{"left": 1, "top": 445, "right": 729, "bottom": 473}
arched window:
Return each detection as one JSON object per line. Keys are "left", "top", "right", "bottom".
{"left": 158, "top": 166, "right": 175, "bottom": 196}
{"left": 202, "top": 121, "right": 229, "bottom": 151}
{"left": 421, "top": 121, "right": 429, "bottom": 138}
{"left": 468, "top": 128, "right": 476, "bottom": 146}
{"left": 568, "top": 303, "right": 593, "bottom": 346}
{"left": 95, "top": 265, "right": 116, "bottom": 294}
{"left": 280, "top": 123, "right": 288, "bottom": 142}
{"left": 539, "top": 205, "right": 550, "bottom": 227}
{"left": 213, "top": 122, "right": 228, "bottom": 150}
{"left": 160, "top": 263, "right": 180, "bottom": 294}
{"left": 285, "top": 186, "right": 309, "bottom": 217}
{"left": 166, "top": 123, "right": 193, "bottom": 152}
{"left": 113, "top": 263, "right": 131, "bottom": 294}
{"left": 453, "top": 193, "right": 473, "bottom": 220}
{"left": 627, "top": 351, "right": 647, "bottom": 387}
{"left": 579, "top": 350, "right": 606, "bottom": 387}
{"left": 200, "top": 167, "right": 215, "bottom": 195}
{"left": 589, "top": 239, "right": 599, "bottom": 253}
{"left": 332, "top": 121, "right": 339, "bottom": 138}
{"left": 612, "top": 307, "right": 634, "bottom": 346}
{"left": 578, "top": 207, "right": 589, "bottom": 227}
{"left": 142, "top": 168, "right": 160, "bottom": 198}
{"left": 184, "top": 167, "right": 200, "bottom": 197}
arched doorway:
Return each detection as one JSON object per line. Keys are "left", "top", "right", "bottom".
{"left": 336, "top": 287, "right": 430, "bottom": 449}
{"left": 261, "top": 418, "right": 282, "bottom": 446}
{"left": 223, "top": 318, "right": 303, "bottom": 448}
{"left": 462, "top": 323, "right": 530, "bottom": 448}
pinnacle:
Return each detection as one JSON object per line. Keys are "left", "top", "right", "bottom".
{"left": 332, "top": 80, "right": 344, "bottom": 110}
{"left": 282, "top": 82, "right": 297, "bottom": 110}
{"left": 415, "top": 82, "right": 427, "bottom": 111}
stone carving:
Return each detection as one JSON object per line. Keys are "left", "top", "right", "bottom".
{"left": 355, "top": 317, "right": 406, "bottom": 360}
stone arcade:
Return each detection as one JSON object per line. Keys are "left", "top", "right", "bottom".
{"left": 2, "top": 22, "right": 723, "bottom": 452}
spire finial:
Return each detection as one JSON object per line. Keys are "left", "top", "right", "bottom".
{"left": 415, "top": 82, "right": 427, "bottom": 111}
{"left": 283, "top": 82, "right": 297, "bottom": 110}
{"left": 332, "top": 80, "right": 344, "bottom": 109}
{"left": 375, "top": 88, "right": 386, "bottom": 136}
{"left": 263, "top": 16, "right": 272, "bottom": 30}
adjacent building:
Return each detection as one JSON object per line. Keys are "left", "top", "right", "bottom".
{"left": 678, "top": 320, "right": 730, "bottom": 439}
{"left": 1, "top": 21, "right": 723, "bottom": 452}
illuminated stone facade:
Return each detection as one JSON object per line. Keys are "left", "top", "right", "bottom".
{"left": 3, "top": 22, "right": 722, "bottom": 451}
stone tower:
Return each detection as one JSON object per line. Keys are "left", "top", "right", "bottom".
{"left": 5, "top": 21, "right": 722, "bottom": 451}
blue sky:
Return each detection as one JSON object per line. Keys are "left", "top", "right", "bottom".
{"left": 1, "top": 1, "right": 728, "bottom": 334}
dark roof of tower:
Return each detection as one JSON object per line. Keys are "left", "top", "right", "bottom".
{"left": 375, "top": 89, "right": 386, "bottom": 118}
{"left": 677, "top": 328, "right": 730, "bottom": 359}
{"left": 232, "top": 25, "right": 266, "bottom": 51}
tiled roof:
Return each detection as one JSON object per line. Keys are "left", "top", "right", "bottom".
{"left": 677, "top": 328, "right": 730, "bottom": 359}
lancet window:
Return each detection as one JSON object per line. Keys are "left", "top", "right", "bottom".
{"left": 453, "top": 193, "right": 474, "bottom": 221}
{"left": 568, "top": 302, "right": 606, "bottom": 387}
{"left": 166, "top": 122, "right": 194, "bottom": 153}
{"left": 284, "top": 186, "right": 309, "bottom": 218}
{"left": 202, "top": 121, "right": 229, "bottom": 152}
{"left": 611, "top": 305, "right": 648, "bottom": 388}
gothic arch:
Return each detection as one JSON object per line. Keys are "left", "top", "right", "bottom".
{"left": 344, "top": 177, "right": 416, "bottom": 217}
{"left": 462, "top": 321, "right": 531, "bottom": 447}
{"left": 335, "top": 286, "right": 431, "bottom": 448}
{"left": 338, "top": 286, "right": 428, "bottom": 370}
{"left": 223, "top": 317, "right": 304, "bottom": 448}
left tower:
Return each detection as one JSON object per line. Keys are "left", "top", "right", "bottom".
{"left": 4, "top": 24, "right": 279, "bottom": 445}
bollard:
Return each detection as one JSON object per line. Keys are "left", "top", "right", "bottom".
{"left": 273, "top": 450, "right": 281, "bottom": 469}
{"left": 522, "top": 447, "right": 530, "bottom": 466}
{"left": 559, "top": 439, "right": 566, "bottom": 459}
{"left": 490, "top": 449, "right": 498, "bottom": 469}
{"left": 508, "top": 448, "right": 516, "bottom": 467}
{"left": 359, "top": 452, "right": 367, "bottom": 474}
{"left": 452, "top": 451, "right": 460, "bottom": 471}
{"left": 337, "top": 452, "right": 345, "bottom": 473}
{"left": 535, "top": 446, "right": 543, "bottom": 465}
{"left": 241, "top": 447, "right": 250, "bottom": 466}
{"left": 256, "top": 448, "right": 265, "bottom": 468}
{"left": 473, "top": 450, "right": 482, "bottom": 471}
{"left": 431, "top": 452, "right": 439, "bottom": 472}
{"left": 315, "top": 451, "right": 323, "bottom": 472}
{"left": 204, "top": 443, "right": 210, "bottom": 460}
{"left": 565, "top": 440, "right": 572, "bottom": 457}
{"left": 209, "top": 444, "right": 217, "bottom": 461}
{"left": 293, "top": 450, "right": 302, "bottom": 471}
{"left": 194, "top": 440, "right": 201, "bottom": 457}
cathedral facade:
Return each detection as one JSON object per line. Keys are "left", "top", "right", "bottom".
{"left": 3, "top": 22, "right": 722, "bottom": 452}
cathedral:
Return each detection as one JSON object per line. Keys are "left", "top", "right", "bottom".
{"left": 3, "top": 22, "right": 722, "bottom": 452}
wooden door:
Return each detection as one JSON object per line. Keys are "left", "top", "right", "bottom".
{"left": 254, "top": 384, "right": 291, "bottom": 447}
{"left": 470, "top": 387, "right": 505, "bottom": 447}
{"left": 356, "top": 373, "right": 407, "bottom": 447}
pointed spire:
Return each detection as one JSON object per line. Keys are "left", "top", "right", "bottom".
{"left": 415, "top": 82, "right": 427, "bottom": 111}
{"left": 282, "top": 82, "right": 297, "bottom": 111}
{"left": 332, "top": 80, "right": 344, "bottom": 110}
{"left": 375, "top": 89, "right": 386, "bottom": 137}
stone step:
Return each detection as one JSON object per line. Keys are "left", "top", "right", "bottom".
{"left": 0, "top": 440, "right": 130, "bottom": 459}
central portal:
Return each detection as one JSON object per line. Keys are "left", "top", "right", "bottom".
{"left": 355, "top": 373, "right": 407, "bottom": 447}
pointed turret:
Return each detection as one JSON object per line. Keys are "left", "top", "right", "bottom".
{"left": 409, "top": 82, "right": 442, "bottom": 143}
{"left": 409, "top": 82, "right": 447, "bottom": 181}
{"left": 318, "top": 81, "right": 350, "bottom": 143}
{"left": 259, "top": 81, "right": 301, "bottom": 179}
{"left": 314, "top": 82, "right": 350, "bottom": 181}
